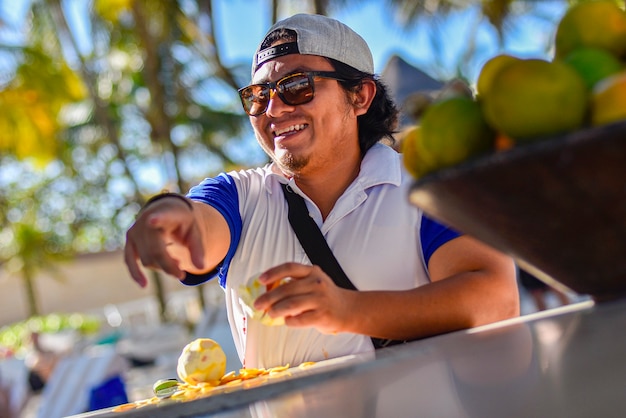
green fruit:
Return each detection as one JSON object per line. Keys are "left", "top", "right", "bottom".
{"left": 591, "top": 71, "right": 626, "bottom": 126}
{"left": 555, "top": 0, "right": 626, "bottom": 59}
{"left": 482, "top": 59, "right": 588, "bottom": 141}
{"left": 420, "top": 96, "right": 495, "bottom": 170}
{"left": 476, "top": 54, "right": 520, "bottom": 98}
{"left": 401, "top": 125, "right": 438, "bottom": 179}
{"left": 563, "top": 47, "right": 624, "bottom": 90}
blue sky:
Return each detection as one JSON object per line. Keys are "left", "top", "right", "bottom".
{"left": 0, "top": 0, "right": 569, "bottom": 192}
{"left": 213, "top": 0, "right": 567, "bottom": 84}
{"left": 1, "top": 0, "right": 567, "bottom": 86}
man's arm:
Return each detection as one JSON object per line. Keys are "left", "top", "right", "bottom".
{"left": 255, "top": 235, "right": 519, "bottom": 340}
{"left": 124, "top": 196, "right": 231, "bottom": 287}
{"left": 347, "top": 235, "right": 518, "bottom": 339}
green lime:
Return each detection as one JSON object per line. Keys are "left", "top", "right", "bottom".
{"left": 555, "top": 0, "right": 626, "bottom": 59}
{"left": 400, "top": 125, "right": 438, "bottom": 179}
{"left": 153, "top": 378, "right": 180, "bottom": 398}
{"left": 476, "top": 54, "right": 519, "bottom": 98}
{"left": 563, "top": 47, "right": 624, "bottom": 90}
{"left": 420, "top": 96, "right": 495, "bottom": 169}
{"left": 482, "top": 59, "right": 588, "bottom": 141}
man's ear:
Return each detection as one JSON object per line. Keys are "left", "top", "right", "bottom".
{"left": 353, "top": 79, "right": 376, "bottom": 116}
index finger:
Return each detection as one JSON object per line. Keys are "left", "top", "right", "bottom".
{"left": 182, "top": 219, "right": 207, "bottom": 271}
{"left": 124, "top": 240, "right": 148, "bottom": 288}
{"left": 258, "top": 262, "right": 315, "bottom": 286}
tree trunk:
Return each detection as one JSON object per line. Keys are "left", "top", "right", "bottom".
{"left": 151, "top": 270, "right": 168, "bottom": 323}
{"left": 23, "top": 270, "right": 40, "bottom": 317}
{"left": 197, "top": 286, "right": 206, "bottom": 311}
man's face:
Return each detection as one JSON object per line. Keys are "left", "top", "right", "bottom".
{"left": 249, "top": 54, "right": 362, "bottom": 178}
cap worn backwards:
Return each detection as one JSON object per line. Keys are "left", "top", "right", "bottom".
{"left": 252, "top": 14, "right": 374, "bottom": 77}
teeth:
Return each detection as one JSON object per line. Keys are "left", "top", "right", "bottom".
{"left": 273, "top": 124, "right": 306, "bottom": 136}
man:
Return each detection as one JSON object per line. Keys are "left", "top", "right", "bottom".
{"left": 125, "top": 14, "right": 519, "bottom": 369}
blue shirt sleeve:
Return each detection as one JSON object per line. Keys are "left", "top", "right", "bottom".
{"left": 420, "top": 215, "right": 461, "bottom": 268}
{"left": 182, "top": 173, "right": 242, "bottom": 288}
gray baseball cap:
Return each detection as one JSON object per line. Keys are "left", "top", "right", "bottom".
{"left": 252, "top": 14, "right": 374, "bottom": 77}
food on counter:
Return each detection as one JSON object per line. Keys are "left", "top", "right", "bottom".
{"left": 111, "top": 337, "right": 317, "bottom": 412}
{"left": 152, "top": 378, "right": 180, "bottom": 398}
{"left": 177, "top": 338, "right": 227, "bottom": 385}
{"left": 112, "top": 360, "right": 316, "bottom": 412}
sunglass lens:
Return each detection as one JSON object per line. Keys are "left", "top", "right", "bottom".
{"left": 279, "top": 74, "right": 314, "bottom": 105}
{"left": 240, "top": 73, "right": 317, "bottom": 115}
{"left": 241, "top": 85, "right": 270, "bottom": 116}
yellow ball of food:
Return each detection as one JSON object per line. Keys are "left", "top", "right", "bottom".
{"left": 177, "top": 338, "right": 227, "bottom": 385}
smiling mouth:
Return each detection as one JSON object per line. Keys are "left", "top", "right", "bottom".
{"left": 273, "top": 124, "right": 307, "bottom": 137}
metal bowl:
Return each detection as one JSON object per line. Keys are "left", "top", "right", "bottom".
{"left": 409, "top": 120, "right": 626, "bottom": 301}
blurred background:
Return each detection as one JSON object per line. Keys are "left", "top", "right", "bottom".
{"left": 0, "top": 1, "right": 583, "bottom": 417}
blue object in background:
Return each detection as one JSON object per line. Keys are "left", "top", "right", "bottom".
{"left": 87, "top": 374, "right": 128, "bottom": 411}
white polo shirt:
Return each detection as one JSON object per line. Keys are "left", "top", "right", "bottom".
{"left": 186, "top": 143, "right": 460, "bottom": 368}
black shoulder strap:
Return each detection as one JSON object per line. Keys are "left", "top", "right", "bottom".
{"left": 280, "top": 183, "right": 356, "bottom": 291}
{"left": 280, "top": 183, "right": 401, "bottom": 349}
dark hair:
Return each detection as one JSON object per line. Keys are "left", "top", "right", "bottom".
{"left": 258, "top": 29, "right": 399, "bottom": 154}
{"left": 328, "top": 59, "right": 398, "bottom": 154}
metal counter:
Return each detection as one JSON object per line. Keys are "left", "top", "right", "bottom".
{"left": 70, "top": 298, "right": 626, "bottom": 417}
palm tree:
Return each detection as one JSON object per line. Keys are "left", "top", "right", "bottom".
{"left": 0, "top": 0, "right": 251, "bottom": 321}
{"left": 0, "top": 185, "right": 73, "bottom": 317}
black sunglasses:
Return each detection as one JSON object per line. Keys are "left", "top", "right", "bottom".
{"left": 238, "top": 71, "right": 346, "bottom": 116}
